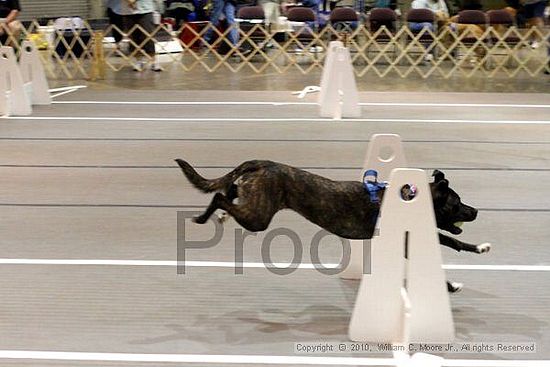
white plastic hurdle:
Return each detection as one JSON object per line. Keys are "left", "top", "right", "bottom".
{"left": 19, "top": 40, "right": 51, "bottom": 106}
{"left": 340, "top": 134, "right": 407, "bottom": 280}
{"left": 0, "top": 46, "right": 32, "bottom": 116}
{"left": 318, "top": 41, "right": 360, "bottom": 119}
{"left": 348, "top": 168, "right": 455, "bottom": 344}
{"left": 0, "top": 42, "right": 51, "bottom": 117}
{"left": 0, "top": 54, "right": 6, "bottom": 117}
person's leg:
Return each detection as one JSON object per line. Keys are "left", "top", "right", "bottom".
{"left": 131, "top": 14, "right": 148, "bottom": 70}
{"left": 525, "top": 1, "right": 545, "bottom": 46}
{"left": 422, "top": 22, "right": 434, "bottom": 33}
{"left": 224, "top": 1, "right": 239, "bottom": 46}
{"left": 262, "top": 2, "right": 280, "bottom": 28}
{"left": 408, "top": 22, "right": 424, "bottom": 32}
{"left": 419, "top": 23, "right": 435, "bottom": 60}
{"left": 124, "top": 13, "right": 156, "bottom": 71}
{"left": 123, "top": 14, "right": 139, "bottom": 56}
{"left": 204, "top": 0, "right": 224, "bottom": 43}
{"left": 174, "top": 8, "right": 192, "bottom": 28}
{"left": 137, "top": 12, "right": 156, "bottom": 54}
{"left": 258, "top": 2, "right": 278, "bottom": 49}
{"left": 408, "top": 22, "right": 434, "bottom": 60}
{"left": 137, "top": 12, "right": 162, "bottom": 71}
{"left": 107, "top": 8, "right": 124, "bottom": 44}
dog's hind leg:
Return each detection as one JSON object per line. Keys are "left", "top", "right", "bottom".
{"left": 439, "top": 233, "right": 491, "bottom": 254}
{"left": 194, "top": 193, "right": 275, "bottom": 232}
{"left": 194, "top": 193, "right": 227, "bottom": 224}
{"left": 216, "top": 184, "right": 239, "bottom": 223}
{"left": 225, "top": 184, "right": 238, "bottom": 202}
{"left": 229, "top": 210, "right": 274, "bottom": 232}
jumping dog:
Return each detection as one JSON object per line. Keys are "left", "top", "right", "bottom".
{"left": 176, "top": 159, "right": 491, "bottom": 292}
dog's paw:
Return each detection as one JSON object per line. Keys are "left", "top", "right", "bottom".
{"left": 448, "top": 282, "right": 463, "bottom": 293}
{"left": 217, "top": 212, "right": 229, "bottom": 224}
{"left": 192, "top": 215, "right": 208, "bottom": 224}
{"left": 476, "top": 243, "right": 491, "bottom": 254}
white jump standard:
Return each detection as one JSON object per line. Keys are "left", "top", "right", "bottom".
{"left": 0, "top": 42, "right": 51, "bottom": 117}
{"left": 318, "top": 41, "right": 360, "bottom": 119}
{"left": 19, "top": 40, "right": 51, "bottom": 106}
{"left": 340, "top": 134, "right": 407, "bottom": 280}
{"left": 0, "top": 46, "right": 32, "bottom": 116}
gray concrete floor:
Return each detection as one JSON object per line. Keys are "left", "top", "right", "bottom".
{"left": 50, "top": 66, "right": 550, "bottom": 93}
{"left": 1, "top": 88, "right": 550, "bottom": 366}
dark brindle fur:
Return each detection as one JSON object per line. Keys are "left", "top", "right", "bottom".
{"left": 176, "top": 159, "right": 490, "bottom": 291}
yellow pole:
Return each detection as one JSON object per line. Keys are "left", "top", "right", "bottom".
{"left": 90, "top": 30, "right": 105, "bottom": 80}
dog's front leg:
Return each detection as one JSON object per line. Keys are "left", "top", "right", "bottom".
{"left": 447, "top": 280, "right": 463, "bottom": 293}
{"left": 439, "top": 233, "right": 491, "bottom": 254}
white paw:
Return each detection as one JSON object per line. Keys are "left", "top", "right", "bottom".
{"left": 476, "top": 243, "right": 491, "bottom": 254}
{"left": 217, "top": 212, "right": 229, "bottom": 223}
{"left": 450, "top": 282, "right": 463, "bottom": 293}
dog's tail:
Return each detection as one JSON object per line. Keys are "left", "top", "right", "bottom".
{"left": 175, "top": 159, "right": 264, "bottom": 193}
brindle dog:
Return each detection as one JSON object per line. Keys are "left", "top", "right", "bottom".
{"left": 176, "top": 159, "right": 490, "bottom": 292}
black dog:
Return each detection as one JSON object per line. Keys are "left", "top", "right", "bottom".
{"left": 176, "top": 159, "right": 490, "bottom": 291}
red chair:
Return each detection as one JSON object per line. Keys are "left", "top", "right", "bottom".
{"left": 456, "top": 10, "right": 487, "bottom": 44}
{"left": 237, "top": 6, "right": 266, "bottom": 50}
{"left": 287, "top": 7, "right": 318, "bottom": 43}
{"left": 455, "top": 10, "right": 488, "bottom": 63}
{"left": 286, "top": 7, "right": 320, "bottom": 59}
{"left": 330, "top": 7, "right": 358, "bottom": 29}
{"left": 369, "top": 8, "right": 397, "bottom": 30}
{"left": 367, "top": 8, "right": 398, "bottom": 61}
{"left": 486, "top": 9, "right": 522, "bottom": 68}
{"left": 238, "top": 5, "right": 265, "bottom": 20}
{"left": 405, "top": 8, "right": 437, "bottom": 62}
{"left": 486, "top": 9, "right": 520, "bottom": 45}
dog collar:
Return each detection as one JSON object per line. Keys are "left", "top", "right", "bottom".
{"left": 363, "top": 169, "right": 387, "bottom": 203}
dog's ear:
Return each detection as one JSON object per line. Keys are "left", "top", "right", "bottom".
{"left": 432, "top": 170, "right": 445, "bottom": 182}
{"left": 435, "top": 178, "right": 449, "bottom": 192}
{"left": 431, "top": 179, "right": 449, "bottom": 204}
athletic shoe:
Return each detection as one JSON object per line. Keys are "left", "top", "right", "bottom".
{"left": 151, "top": 61, "right": 163, "bottom": 72}
{"left": 132, "top": 60, "right": 146, "bottom": 72}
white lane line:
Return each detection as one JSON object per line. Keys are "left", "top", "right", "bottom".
{"left": 364, "top": 102, "right": 550, "bottom": 109}
{"left": 0, "top": 351, "right": 548, "bottom": 366}
{"left": 52, "top": 101, "right": 309, "bottom": 106}
{"left": 444, "top": 361, "right": 549, "bottom": 367}
{"left": 0, "top": 351, "right": 392, "bottom": 366}
{"left": 50, "top": 89, "right": 80, "bottom": 99}
{"left": 1, "top": 259, "right": 549, "bottom": 272}
{"left": 51, "top": 100, "right": 550, "bottom": 109}
{"left": 0, "top": 259, "right": 306, "bottom": 268}
{"left": 2, "top": 116, "right": 550, "bottom": 124}
{"left": 442, "top": 264, "right": 550, "bottom": 272}
{"left": 48, "top": 86, "right": 87, "bottom": 93}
